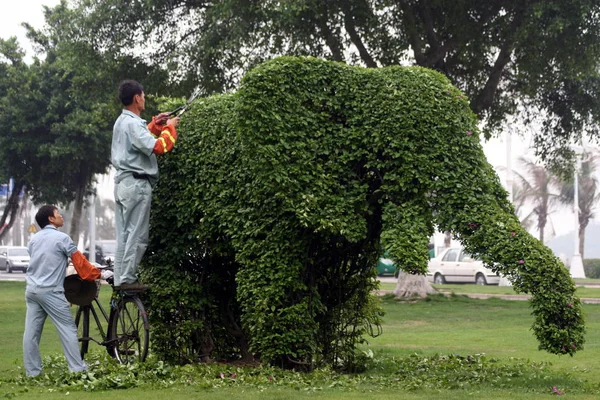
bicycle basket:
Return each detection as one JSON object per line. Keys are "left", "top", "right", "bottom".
{"left": 64, "top": 275, "right": 99, "bottom": 306}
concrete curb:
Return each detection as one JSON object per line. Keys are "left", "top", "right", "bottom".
{"left": 377, "top": 290, "right": 600, "bottom": 304}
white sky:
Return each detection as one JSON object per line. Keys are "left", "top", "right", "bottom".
{"left": 0, "top": 0, "right": 61, "bottom": 61}
{"left": 1, "top": 0, "right": 590, "bottom": 243}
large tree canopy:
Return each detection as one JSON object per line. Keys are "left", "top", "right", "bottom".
{"left": 73, "top": 0, "right": 600, "bottom": 167}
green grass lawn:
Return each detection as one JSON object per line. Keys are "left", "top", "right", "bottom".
{"left": 575, "top": 278, "right": 600, "bottom": 284}
{"left": 2, "top": 281, "right": 600, "bottom": 399}
{"left": 369, "top": 294, "right": 600, "bottom": 369}
{"left": 0, "top": 281, "right": 113, "bottom": 380}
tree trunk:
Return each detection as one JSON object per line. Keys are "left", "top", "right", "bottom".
{"left": 12, "top": 194, "right": 27, "bottom": 246}
{"left": 318, "top": 6, "right": 344, "bottom": 62}
{"left": 443, "top": 230, "right": 451, "bottom": 247}
{"left": 0, "top": 181, "right": 25, "bottom": 243}
{"left": 579, "top": 223, "right": 586, "bottom": 260}
{"left": 538, "top": 213, "right": 546, "bottom": 243}
{"left": 393, "top": 272, "right": 436, "bottom": 298}
{"left": 69, "top": 185, "right": 86, "bottom": 242}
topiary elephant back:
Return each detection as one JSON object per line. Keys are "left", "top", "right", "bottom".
{"left": 144, "top": 57, "right": 584, "bottom": 369}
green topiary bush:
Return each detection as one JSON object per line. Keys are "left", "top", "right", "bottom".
{"left": 583, "top": 259, "right": 600, "bottom": 279}
{"left": 143, "top": 56, "right": 585, "bottom": 369}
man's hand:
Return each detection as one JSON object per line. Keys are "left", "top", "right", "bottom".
{"left": 155, "top": 112, "right": 171, "bottom": 125}
{"left": 167, "top": 116, "right": 181, "bottom": 128}
{"left": 100, "top": 270, "right": 114, "bottom": 280}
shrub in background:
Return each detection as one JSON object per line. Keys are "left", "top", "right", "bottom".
{"left": 143, "top": 57, "right": 585, "bottom": 370}
{"left": 583, "top": 259, "right": 600, "bottom": 279}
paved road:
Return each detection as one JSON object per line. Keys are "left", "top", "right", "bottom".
{"left": 0, "top": 270, "right": 26, "bottom": 281}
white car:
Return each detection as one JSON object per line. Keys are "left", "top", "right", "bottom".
{"left": 426, "top": 247, "right": 500, "bottom": 285}
{"left": 0, "top": 246, "right": 30, "bottom": 273}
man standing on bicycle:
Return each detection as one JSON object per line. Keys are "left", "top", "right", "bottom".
{"left": 23, "top": 205, "right": 109, "bottom": 377}
{"left": 111, "top": 80, "right": 180, "bottom": 290}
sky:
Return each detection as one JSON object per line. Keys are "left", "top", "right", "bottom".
{"left": 0, "top": 0, "right": 61, "bottom": 61}
{"left": 0, "top": 0, "right": 589, "bottom": 246}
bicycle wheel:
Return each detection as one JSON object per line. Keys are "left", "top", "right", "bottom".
{"left": 109, "top": 296, "right": 149, "bottom": 364}
{"left": 74, "top": 305, "right": 90, "bottom": 359}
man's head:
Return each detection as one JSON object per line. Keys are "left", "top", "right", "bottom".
{"left": 35, "top": 205, "right": 64, "bottom": 229}
{"left": 118, "top": 80, "right": 145, "bottom": 113}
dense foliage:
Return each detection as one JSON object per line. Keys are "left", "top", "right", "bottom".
{"left": 144, "top": 57, "right": 584, "bottom": 370}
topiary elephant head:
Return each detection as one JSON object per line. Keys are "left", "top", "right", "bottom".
{"left": 146, "top": 56, "right": 584, "bottom": 369}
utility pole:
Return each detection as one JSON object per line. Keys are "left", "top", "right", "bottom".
{"left": 88, "top": 191, "right": 96, "bottom": 264}
{"left": 499, "top": 130, "right": 513, "bottom": 286}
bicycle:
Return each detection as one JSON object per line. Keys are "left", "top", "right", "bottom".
{"left": 64, "top": 261, "right": 150, "bottom": 364}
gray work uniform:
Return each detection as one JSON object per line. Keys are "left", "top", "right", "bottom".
{"left": 111, "top": 110, "right": 158, "bottom": 287}
{"left": 23, "top": 225, "right": 87, "bottom": 377}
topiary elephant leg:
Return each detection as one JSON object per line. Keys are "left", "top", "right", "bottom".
{"left": 235, "top": 228, "right": 317, "bottom": 369}
{"left": 381, "top": 200, "right": 434, "bottom": 275}
{"left": 431, "top": 151, "right": 585, "bottom": 355}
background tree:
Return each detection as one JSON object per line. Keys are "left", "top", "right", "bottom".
{"left": 23, "top": 2, "right": 153, "bottom": 240}
{"left": 393, "top": 271, "right": 436, "bottom": 298}
{"left": 512, "top": 157, "right": 562, "bottom": 243}
{"left": 0, "top": 37, "right": 111, "bottom": 242}
{"left": 443, "top": 230, "right": 452, "bottom": 248}
{"left": 0, "top": 34, "right": 116, "bottom": 242}
{"left": 0, "top": 1, "right": 176, "bottom": 241}
{"left": 558, "top": 152, "right": 600, "bottom": 259}
{"left": 0, "top": 38, "right": 57, "bottom": 241}
{"left": 511, "top": 180, "right": 531, "bottom": 229}
{"left": 73, "top": 0, "right": 600, "bottom": 168}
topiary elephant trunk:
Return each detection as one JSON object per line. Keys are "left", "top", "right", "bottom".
{"left": 144, "top": 57, "right": 584, "bottom": 368}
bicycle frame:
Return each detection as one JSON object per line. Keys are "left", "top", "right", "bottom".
{"left": 74, "top": 296, "right": 117, "bottom": 349}
{"left": 73, "top": 280, "right": 150, "bottom": 363}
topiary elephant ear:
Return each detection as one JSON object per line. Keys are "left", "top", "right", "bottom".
{"left": 145, "top": 56, "right": 584, "bottom": 368}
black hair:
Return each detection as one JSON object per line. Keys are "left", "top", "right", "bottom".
{"left": 118, "top": 80, "right": 144, "bottom": 106}
{"left": 36, "top": 205, "right": 58, "bottom": 229}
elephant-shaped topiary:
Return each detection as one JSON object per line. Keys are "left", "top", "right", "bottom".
{"left": 144, "top": 57, "right": 584, "bottom": 369}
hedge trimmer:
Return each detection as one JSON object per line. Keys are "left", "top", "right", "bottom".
{"left": 168, "top": 87, "right": 202, "bottom": 117}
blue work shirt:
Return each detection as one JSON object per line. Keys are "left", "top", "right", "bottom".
{"left": 111, "top": 110, "right": 159, "bottom": 185}
{"left": 26, "top": 225, "right": 77, "bottom": 291}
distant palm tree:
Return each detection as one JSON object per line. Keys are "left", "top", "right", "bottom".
{"left": 513, "top": 157, "right": 562, "bottom": 243}
{"left": 511, "top": 179, "right": 532, "bottom": 230}
{"left": 557, "top": 152, "right": 600, "bottom": 259}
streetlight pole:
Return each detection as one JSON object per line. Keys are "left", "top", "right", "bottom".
{"left": 570, "top": 152, "right": 586, "bottom": 278}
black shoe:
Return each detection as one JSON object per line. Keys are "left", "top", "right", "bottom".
{"left": 117, "top": 281, "right": 149, "bottom": 292}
